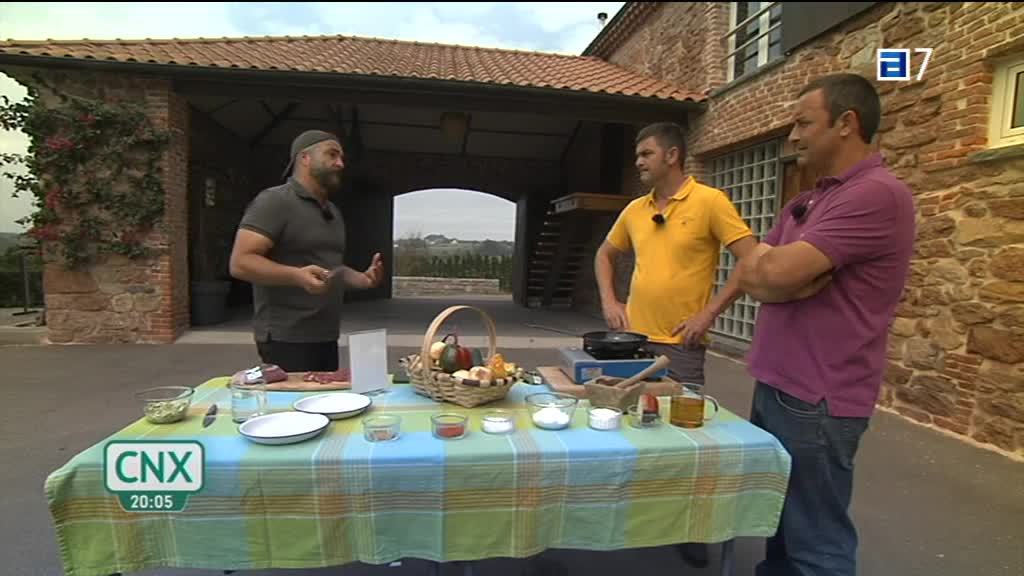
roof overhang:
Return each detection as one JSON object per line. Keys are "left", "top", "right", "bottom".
{"left": 0, "top": 52, "right": 703, "bottom": 125}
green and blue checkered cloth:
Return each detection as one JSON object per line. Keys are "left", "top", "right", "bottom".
{"left": 45, "top": 377, "right": 791, "bottom": 575}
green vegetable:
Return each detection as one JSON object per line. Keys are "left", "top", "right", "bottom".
{"left": 143, "top": 400, "right": 188, "bottom": 424}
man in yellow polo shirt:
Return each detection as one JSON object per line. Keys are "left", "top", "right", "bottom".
{"left": 594, "top": 122, "right": 757, "bottom": 566}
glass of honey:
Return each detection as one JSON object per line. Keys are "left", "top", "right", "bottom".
{"left": 669, "top": 383, "right": 720, "bottom": 428}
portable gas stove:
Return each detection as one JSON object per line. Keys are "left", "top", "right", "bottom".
{"left": 559, "top": 346, "right": 669, "bottom": 384}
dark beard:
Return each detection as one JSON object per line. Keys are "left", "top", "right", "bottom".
{"left": 312, "top": 166, "right": 342, "bottom": 192}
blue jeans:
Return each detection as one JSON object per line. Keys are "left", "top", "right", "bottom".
{"left": 750, "top": 381, "right": 869, "bottom": 576}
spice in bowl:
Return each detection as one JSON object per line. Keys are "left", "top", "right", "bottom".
{"left": 588, "top": 406, "right": 622, "bottom": 430}
{"left": 432, "top": 413, "right": 468, "bottom": 440}
{"left": 481, "top": 410, "right": 515, "bottom": 434}
{"left": 526, "top": 392, "right": 577, "bottom": 430}
{"left": 363, "top": 414, "right": 401, "bottom": 442}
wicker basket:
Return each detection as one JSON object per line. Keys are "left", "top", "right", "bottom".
{"left": 403, "top": 305, "right": 519, "bottom": 408}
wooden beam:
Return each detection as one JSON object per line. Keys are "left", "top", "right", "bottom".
{"left": 279, "top": 117, "right": 574, "bottom": 139}
{"left": 206, "top": 98, "right": 240, "bottom": 115}
{"left": 175, "top": 79, "right": 699, "bottom": 125}
{"left": 249, "top": 102, "right": 299, "bottom": 147}
{"left": 559, "top": 121, "right": 584, "bottom": 166}
{"left": 188, "top": 103, "right": 245, "bottom": 142}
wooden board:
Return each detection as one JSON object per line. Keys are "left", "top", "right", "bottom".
{"left": 537, "top": 366, "right": 680, "bottom": 398}
{"left": 225, "top": 373, "right": 351, "bottom": 392}
{"left": 551, "top": 193, "right": 632, "bottom": 214}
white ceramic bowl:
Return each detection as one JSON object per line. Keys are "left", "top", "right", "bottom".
{"left": 239, "top": 412, "right": 330, "bottom": 445}
{"left": 293, "top": 392, "right": 372, "bottom": 420}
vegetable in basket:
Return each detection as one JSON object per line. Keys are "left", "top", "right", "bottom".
{"left": 438, "top": 334, "right": 482, "bottom": 374}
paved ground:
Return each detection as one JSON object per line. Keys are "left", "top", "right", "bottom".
{"left": 0, "top": 305, "right": 42, "bottom": 326}
{"left": 179, "top": 296, "right": 606, "bottom": 349}
{"left": 3, "top": 340, "right": 1022, "bottom": 576}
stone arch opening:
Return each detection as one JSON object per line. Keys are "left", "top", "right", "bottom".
{"left": 392, "top": 188, "right": 517, "bottom": 299}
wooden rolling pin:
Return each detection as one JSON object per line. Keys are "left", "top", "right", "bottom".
{"left": 615, "top": 354, "right": 671, "bottom": 389}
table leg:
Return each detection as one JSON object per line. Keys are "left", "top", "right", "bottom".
{"left": 719, "top": 539, "right": 735, "bottom": 576}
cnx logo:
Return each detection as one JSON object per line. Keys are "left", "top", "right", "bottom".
{"left": 105, "top": 441, "right": 204, "bottom": 492}
{"left": 877, "top": 48, "right": 934, "bottom": 81}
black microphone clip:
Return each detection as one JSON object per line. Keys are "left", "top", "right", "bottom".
{"left": 652, "top": 213, "right": 666, "bottom": 225}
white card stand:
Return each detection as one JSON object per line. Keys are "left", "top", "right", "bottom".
{"left": 347, "top": 329, "right": 390, "bottom": 395}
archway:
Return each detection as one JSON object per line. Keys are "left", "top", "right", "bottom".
{"left": 392, "top": 188, "right": 516, "bottom": 299}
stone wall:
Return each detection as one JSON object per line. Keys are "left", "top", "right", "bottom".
{"left": 602, "top": 2, "right": 1024, "bottom": 456}
{"left": 5, "top": 68, "right": 191, "bottom": 343}
{"left": 393, "top": 276, "right": 501, "bottom": 297}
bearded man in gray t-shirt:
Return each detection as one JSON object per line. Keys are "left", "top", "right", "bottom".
{"left": 229, "top": 130, "right": 384, "bottom": 372}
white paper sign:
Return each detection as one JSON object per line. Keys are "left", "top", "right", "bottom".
{"left": 347, "top": 329, "right": 389, "bottom": 394}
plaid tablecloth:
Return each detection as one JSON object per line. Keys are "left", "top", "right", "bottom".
{"left": 46, "top": 377, "right": 791, "bottom": 576}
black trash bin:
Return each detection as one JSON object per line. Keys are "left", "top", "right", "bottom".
{"left": 190, "top": 280, "right": 231, "bottom": 326}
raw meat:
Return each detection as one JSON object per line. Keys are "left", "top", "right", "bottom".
{"left": 303, "top": 368, "right": 351, "bottom": 384}
{"left": 230, "top": 363, "right": 287, "bottom": 386}
{"left": 260, "top": 364, "right": 288, "bottom": 383}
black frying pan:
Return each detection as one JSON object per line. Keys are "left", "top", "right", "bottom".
{"left": 525, "top": 324, "right": 649, "bottom": 356}
{"left": 582, "top": 330, "right": 648, "bottom": 356}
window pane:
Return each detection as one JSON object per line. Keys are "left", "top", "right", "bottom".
{"left": 1012, "top": 70, "right": 1024, "bottom": 129}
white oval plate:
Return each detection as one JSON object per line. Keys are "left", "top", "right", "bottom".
{"left": 293, "top": 392, "right": 372, "bottom": 420}
{"left": 239, "top": 412, "right": 330, "bottom": 445}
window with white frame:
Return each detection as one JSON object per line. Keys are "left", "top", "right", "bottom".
{"left": 989, "top": 58, "right": 1024, "bottom": 148}
{"left": 726, "top": 2, "right": 783, "bottom": 83}
{"left": 709, "top": 140, "right": 781, "bottom": 342}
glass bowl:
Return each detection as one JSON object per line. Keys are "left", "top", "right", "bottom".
{"left": 588, "top": 406, "right": 623, "bottom": 431}
{"left": 525, "top": 392, "right": 578, "bottom": 430}
{"left": 136, "top": 386, "right": 194, "bottom": 424}
{"left": 432, "top": 413, "right": 468, "bottom": 440}
{"left": 627, "top": 404, "right": 661, "bottom": 428}
{"left": 481, "top": 410, "right": 516, "bottom": 435}
{"left": 363, "top": 414, "right": 401, "bottom": 442}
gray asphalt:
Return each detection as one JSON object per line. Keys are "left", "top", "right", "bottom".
{"left": 2, "top": 343, "right": 1022, "bottom": 576}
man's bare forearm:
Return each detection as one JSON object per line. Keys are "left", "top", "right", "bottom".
{"left": 594, "top": 249, "right": 619, "bottom": 305}
{"left": 705, "top": 267, "right": 745, "bottom": 316}
{"left": 336, "top": 265, "right": 372, "bottom": 290}
{"left": 231, "top": 254, "right": 299, "bottom": 286}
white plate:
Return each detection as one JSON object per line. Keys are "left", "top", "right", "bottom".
{"left": 239, "top": 412, "right": 330, "bottom": 445}
{"left": 293, "top": 392, "right": 372, "bottom": 420}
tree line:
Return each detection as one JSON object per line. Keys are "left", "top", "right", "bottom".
{"left": 394, "top": 248, "right": 513, "bottom": 292}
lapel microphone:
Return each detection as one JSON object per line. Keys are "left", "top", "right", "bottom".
{"left": 652, "top": 213, "right": 666, "bottom": 225}
{"left": 791, "top": 203, "right": 808, "bottom": 220}
{"left": 321, "top": 207, "right": 334, "bottom": 221}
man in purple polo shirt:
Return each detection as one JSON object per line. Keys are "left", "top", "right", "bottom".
{"left": 738, "top": 73, "right": 915, "bottom": 576}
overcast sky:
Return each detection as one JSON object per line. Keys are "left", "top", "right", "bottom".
{"left": 0, "top": 2, "right": 624, "bottom": 241}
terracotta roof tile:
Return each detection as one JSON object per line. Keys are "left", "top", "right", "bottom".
{"left": 0, "top": 34, "right": 703, "bottom": 103}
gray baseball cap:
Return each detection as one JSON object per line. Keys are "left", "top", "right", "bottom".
{"left": 282, "top": 130, "right": 341, "bottom": 179}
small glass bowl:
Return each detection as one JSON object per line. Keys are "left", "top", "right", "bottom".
{"left": 432, "top": 413, "right": 468, "bottom": 440}
{"left": 363, "top": 414, "right": 401, "bottom": 442}
{"left": 626, "top": 405, "right": 661, "bottom": 429}
{"left": 136, "top": 386, "right": 194, "bottom": 424}
{"left": 481, "top": 410, "right": 516, "bottom": 435}
{"left": 588, "top": 406, "right": 623, "bottom": 431}
{"left": 525, "top": 392, "right": 578, "bottom": 430}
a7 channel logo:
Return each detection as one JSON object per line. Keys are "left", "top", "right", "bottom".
{"left": 877, "top": 48, "right": 934, "bottom": 81}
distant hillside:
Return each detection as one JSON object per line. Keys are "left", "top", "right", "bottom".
{"left": 395, "top": 235, "right": 514, "bottom": 257}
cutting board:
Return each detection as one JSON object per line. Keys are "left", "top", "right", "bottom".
{"left": 536, "top": 366, "right": 680, "bottom": 398}
{"left": 225, "top": 373, "right": 351, "bottom": 392}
